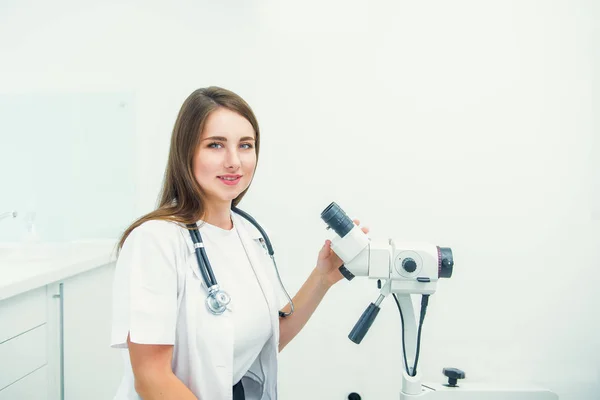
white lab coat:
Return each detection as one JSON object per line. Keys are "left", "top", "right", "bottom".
{"left": 110, "top": 210, "right": 283, "bottom": 400}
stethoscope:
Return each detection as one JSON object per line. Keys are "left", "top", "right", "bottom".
{"left": 187, "top": 206, "right": 294, "bottom": 317}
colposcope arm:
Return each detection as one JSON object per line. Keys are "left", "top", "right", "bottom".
{"left": 347, "top": 281, "right": 423, "bottom": 396}
{"left": 348, "top": 280, "right": 391, "bottom": 344}
{"left": 395, "top": 293, "right": 423, "bottom": 396}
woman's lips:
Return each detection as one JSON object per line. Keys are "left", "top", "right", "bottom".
{"left": 218, "top": 176, "right": 241, "bottom": 186}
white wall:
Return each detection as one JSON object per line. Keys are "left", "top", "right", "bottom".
{"left": 1, "top": 1, "right": 598, "bottom": 399}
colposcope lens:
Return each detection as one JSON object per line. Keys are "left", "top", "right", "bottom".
{"left": 438, "top": 247, "right": 454, "bottom": 278}
{"left": 321, "top": 202, "right": 355, "bottom": 238}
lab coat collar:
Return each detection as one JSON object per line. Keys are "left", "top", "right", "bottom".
{"left": 182, "top": 209, "right": 263, "bottom": 255}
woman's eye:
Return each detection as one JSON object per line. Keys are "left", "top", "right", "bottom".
{"left": 208, "top": 142, "right": 253, "bottom": 149}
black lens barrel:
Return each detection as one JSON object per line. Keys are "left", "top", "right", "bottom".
{"left": 321, "top": 202, "right": 355, "bottom": 238}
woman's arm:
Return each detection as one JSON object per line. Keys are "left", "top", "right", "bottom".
{"left": 277, "top": 219, "right": 369, "bottom": 352}
{"left": 128, "top": 334, "right": 198, "bottom": 400}
{"left": 278, "top": 268, "right": 332, "bottom": 352}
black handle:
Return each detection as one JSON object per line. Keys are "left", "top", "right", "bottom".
{"left": 348, "top": 303, "right": 380, "bottom": 344}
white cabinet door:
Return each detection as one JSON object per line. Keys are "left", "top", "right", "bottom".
{"left": 0, "top": 365, "right": 49, "bottom": 400}
{"left": 0, "top": 286, "right": 46, "bottom": 343}
{"left": 61, "top": 262, "right": 123, "bottom": 400}
{"left": 0, "top": 323, "right": 47, "bottom": 391}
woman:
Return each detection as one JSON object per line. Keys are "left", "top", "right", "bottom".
{"left": 110, "top": 86, "right": 369, "bottom": 400}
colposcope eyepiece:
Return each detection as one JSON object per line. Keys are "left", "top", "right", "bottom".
{"left": 321, "top": 202, "right": 355, "bottom": 238}
{"left": 438, "top": 247, "right": 454, "bottom": 278}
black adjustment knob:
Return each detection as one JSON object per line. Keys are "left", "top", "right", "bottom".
{"left": 402, "top": 258, "right": 417, "bottom": 273}
{"left": 339, "top": 265, "right": 355, "bottom": 281}
{"left": 443, "top": 367, "right": 465, "bottom": 387}
{"left": 348, "top": 393, "right": 362, "bottom": 400}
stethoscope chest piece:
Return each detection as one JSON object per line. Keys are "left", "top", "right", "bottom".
{"left": 206, "top": 285, "right": 230, "bottom": 315}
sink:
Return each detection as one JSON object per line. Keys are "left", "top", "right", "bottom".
{"left": 0, "top": 242, "right": 69, "bottom": 262}
{"left": 0, "top": 240, "right": 118, "bottom": 265}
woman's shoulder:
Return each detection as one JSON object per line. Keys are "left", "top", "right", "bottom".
{"left": 125, "top": 219, "right": 189, "bottom": 250}
{"left": 136, "top": 218, "right": 185, "bottom": 233}
{"left": 133, "top": 218, "right": 185, "bottom": 236}
{"left": 116, "top": 219, "right": 192, "bottom": 276}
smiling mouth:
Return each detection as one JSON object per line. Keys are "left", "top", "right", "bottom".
{"left": 218, "top": 176, "right": 241, "bottom": 181}
{"left": 217, "top": 176, "right": 242, "bottom": 186}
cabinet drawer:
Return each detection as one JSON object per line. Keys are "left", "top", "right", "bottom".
{"left": 0, "top": 286, "right": 47, "bottom": 343}
{"left": 0, "top": 365, "right": 48, "bottom": 400}
{"left": 0, "top": 324, "right": 47, "bottom": 390}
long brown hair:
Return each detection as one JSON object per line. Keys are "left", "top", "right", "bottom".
{"left": 116, "top": 86, "right": 260, "bottom": 251}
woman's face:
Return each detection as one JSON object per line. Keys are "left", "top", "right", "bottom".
{"left": 193, "top": 107, "right": 257, "bottom": 209}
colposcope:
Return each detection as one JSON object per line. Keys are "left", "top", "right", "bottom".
{"left": 320, "top": 202, "right": 559, "bottom": 400}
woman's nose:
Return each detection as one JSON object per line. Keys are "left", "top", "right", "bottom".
{"left": 225, "top": 149, "right": 241, "bottom": 168}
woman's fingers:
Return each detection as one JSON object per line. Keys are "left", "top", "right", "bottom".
{"left": 353, "top": 218, "right": 369, "bottom": 234}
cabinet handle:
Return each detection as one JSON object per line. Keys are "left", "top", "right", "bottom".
{"left": 54, "top": 284, "right": 65, "bottom": 400}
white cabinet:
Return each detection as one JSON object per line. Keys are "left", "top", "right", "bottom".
{"left": 0, "top": 262, "right": 122, "bottom": 400}
{"left": 62, "top": 263, "right": 123, "bottom": 400}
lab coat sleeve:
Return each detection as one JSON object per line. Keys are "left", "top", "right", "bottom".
{"left": 111, "top": 221, "right": 179, "bottom": 347}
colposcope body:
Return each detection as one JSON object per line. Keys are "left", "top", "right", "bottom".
{"left": 328, "top": 223, "right": 453, "bottom": 295}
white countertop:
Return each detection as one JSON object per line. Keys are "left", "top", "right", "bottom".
{"left": 0, "top": 239, "right": 118, "bottom": 301}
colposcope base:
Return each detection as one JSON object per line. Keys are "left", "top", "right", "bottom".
{"left": 400, "top": 381, "right": 559, "bottom": 399}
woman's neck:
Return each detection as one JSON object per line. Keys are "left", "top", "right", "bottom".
{"left": 202, "top": 204, "right": 233, "bottom": 230}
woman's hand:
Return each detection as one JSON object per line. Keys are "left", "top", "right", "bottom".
{"left": 315, "top": 219, "right": 369, "bottom": 288}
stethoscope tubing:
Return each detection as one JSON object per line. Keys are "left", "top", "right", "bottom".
{"left": 187, "top": 206, "right": 294, "bottom": 317}
{"left": 189, "top": 228, "right": 216, "bottom": 288}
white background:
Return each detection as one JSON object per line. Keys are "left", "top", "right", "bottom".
{"left": 1, "top": 1, "right": 598, "bottom": 399}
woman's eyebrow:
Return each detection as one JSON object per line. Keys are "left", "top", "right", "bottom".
{"left": 202, "top": 136, "right": 255, "bottom": 142}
